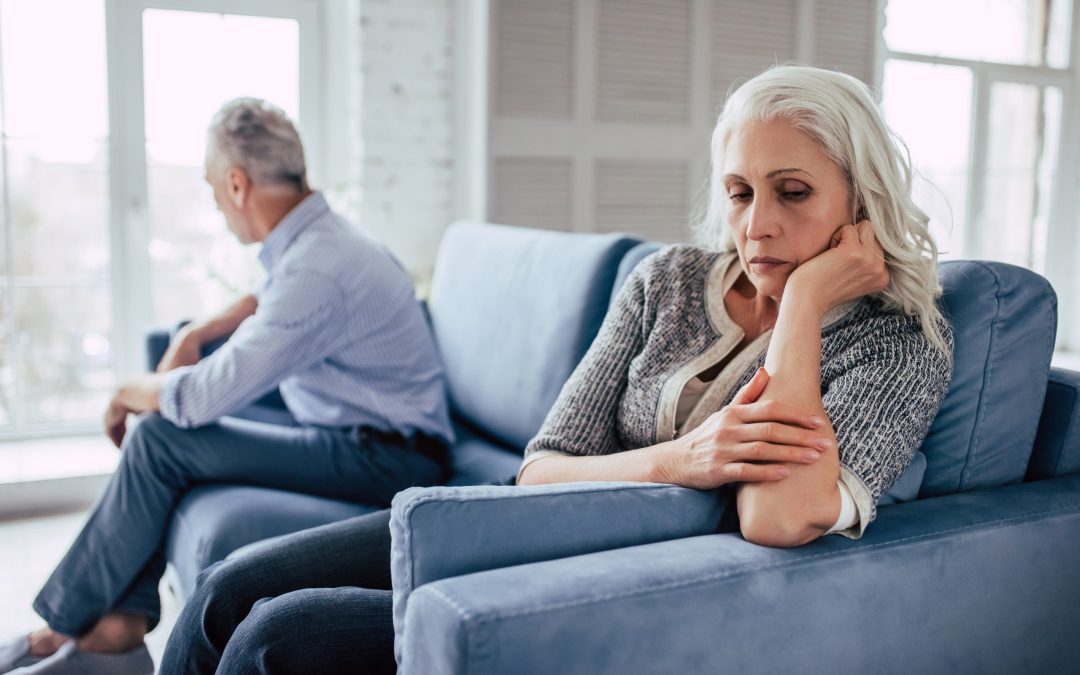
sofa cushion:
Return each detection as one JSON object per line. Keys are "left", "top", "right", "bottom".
{"left": 164, "top": 484, "right": 376, "bottom": 597}
{"left": 920, "top": 261, "right": 1056, "bottom": 496}
{"left": 446, "top": 418, "right": 522, "bottom": 487}
{"left": 429, "top": 222, "right": 641, "bottom": 450}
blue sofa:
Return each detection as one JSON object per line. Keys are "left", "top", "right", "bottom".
{"left": 151, "top": 222, "right": 1080, "bottom": 672}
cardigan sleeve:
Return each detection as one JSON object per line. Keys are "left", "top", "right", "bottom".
{"left": 523, "top": 251, "right": 659, "bottom": 459}
{"left": 822, "top": 315, "right": 954, "bottom": 538}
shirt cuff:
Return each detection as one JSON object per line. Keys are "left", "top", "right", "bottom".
{"left": 516, "top": 449, "right": 572, "bottom": 483}
{"left": 832, "top": 465, "right": 877, "bottom": 539}
{"left": 157, "top": 366, "right": 193, "bottom": 427}
{"left": 825, "top": 478, "right": 858, "bottom": 535}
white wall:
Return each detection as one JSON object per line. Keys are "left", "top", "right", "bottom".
{"left": 334, "top": 0, "right": 457, "bottom": 282}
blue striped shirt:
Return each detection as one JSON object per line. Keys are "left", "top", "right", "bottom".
{"left": 159, "top": 192, "right": 454, "bottom": 444}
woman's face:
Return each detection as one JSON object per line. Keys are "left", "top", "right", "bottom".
{"left": 721, "top": 117, "right": 853, "bottom": 301}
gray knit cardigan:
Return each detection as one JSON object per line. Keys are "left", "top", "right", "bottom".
{"left": 524, "top": 245, "right": 953, "bottom": 536}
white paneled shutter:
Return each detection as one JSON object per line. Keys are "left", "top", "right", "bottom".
{"left": 487, "top": 0, "right": 879, "bottom": 242}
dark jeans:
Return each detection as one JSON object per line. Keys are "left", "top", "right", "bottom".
{"left": 158, "top": 509, "right": 396, "bottom": 675}
{"left": 33, "top": 413, "right": 444, "bottom": 638}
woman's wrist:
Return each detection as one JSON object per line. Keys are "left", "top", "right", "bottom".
{"left": 781, "top": 277, "right": 831, "bottom": 320}
{"left": 647, "top": 439, "right": 684, "bottom": 485}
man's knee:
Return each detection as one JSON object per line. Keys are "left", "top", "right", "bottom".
{"left": 123, "top": 413, "right": 178, "bottom": 453}
{"left": 120, "top": 413, "right": 190, "bottom": 474}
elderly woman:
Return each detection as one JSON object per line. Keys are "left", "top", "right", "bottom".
{"left": 150, "top": 64, "right": 951, "bottom": 675}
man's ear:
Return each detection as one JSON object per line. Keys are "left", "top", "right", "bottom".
{"left": 226, "top": 166, "right": 251, "bottom": 208}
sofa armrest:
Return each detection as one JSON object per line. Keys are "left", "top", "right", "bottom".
{"left": 389, "top": 482, "right": 730, "bottom": 662}
{"left": 1029, "top": 367, "right": 1080, "bottom": 479}
{"left": 401, "top": 474, "right": 1080, "bottom": 674}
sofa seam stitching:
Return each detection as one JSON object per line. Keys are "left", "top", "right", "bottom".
{"left": 423, "top": 584, "right": 477, "bottom": 670}
{"left": 958, "top": 261, "right": 1001, "bottom": 490}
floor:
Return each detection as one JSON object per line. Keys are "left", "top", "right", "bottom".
{"left": 0, "top": 510, "right": 180, "bottom": 670}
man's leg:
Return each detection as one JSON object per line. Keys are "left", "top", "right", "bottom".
{"left": 219, "top": 588, "right": 395, "bottom": 675}
{"left": 158, "top": 509, "right": 393, "bottom": 675}
{"left": 32, "top": 413, "right": 440, "bottom": 640}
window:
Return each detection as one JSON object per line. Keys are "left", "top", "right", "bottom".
{"left": 0, "top": 0, "right": 323, "bottom": 482}
{"left": 880, "top": 0, "right": 1079, "bottom": 357}
{"left": 0, "top": 0, "right": 113, "bottom": 436}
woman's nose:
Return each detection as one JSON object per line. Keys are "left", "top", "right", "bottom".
{"left": 745, "top": 198, "right": 780, "bottom": 240}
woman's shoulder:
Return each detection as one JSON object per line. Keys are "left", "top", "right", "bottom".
{"left": 829, "top": 300, "right": 953, "bottom": 368}
{"left": 631, "top": 243, "right": 731, "bottom": 286}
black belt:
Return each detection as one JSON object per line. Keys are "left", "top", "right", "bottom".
{"left": 357, "top": 426, "right": 449, "bottom": 466}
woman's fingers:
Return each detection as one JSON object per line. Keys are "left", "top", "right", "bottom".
{"left": 732, "top": 423, "right": 832, "bottom": 455}
{"left": 731, "top": 367, "right": 769, "bottom": 405}
{"left": 734, "top": 399, "right": 825, "bottom": 429}
{"left": 722, "top": 462, "right": 791, "bottom": 482}
{"left": 735, "top": 440, "right": 823, "bottom": 465}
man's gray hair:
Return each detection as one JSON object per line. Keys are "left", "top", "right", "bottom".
{"left": 207, "top": 98, "right": 307, "bottom": 191}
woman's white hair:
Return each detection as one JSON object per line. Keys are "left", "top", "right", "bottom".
{"left": 207, "top": 98, "right": 308, "bottom": 191}
{"left": 697, "top": 64, "right": 950, "bottom": 359}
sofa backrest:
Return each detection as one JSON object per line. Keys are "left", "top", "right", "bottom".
{"left": 429, "top": 222, "right": 641, "bottom": 450}
{"left": 919, "top": 261, "right": 1056, "bottom": 496}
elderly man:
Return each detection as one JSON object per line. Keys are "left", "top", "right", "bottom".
{"left": 0, "top": 99, "right": 452, "bottom": 675}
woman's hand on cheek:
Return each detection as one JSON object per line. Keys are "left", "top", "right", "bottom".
{"left": 658, "top": 368, "right": 834, "bottom": 490}
{"left": 789, "top": 219, "right": 890, "bottom": 315}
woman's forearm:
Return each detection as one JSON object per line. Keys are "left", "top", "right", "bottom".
{"left": 517, "top": 442, "right": 676, "bottom": 485}
{"left": 737, "top": 288, "right": 842, "bottom": 546}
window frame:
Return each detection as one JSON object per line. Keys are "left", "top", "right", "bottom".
{"left": 877, "top": 0, "right": 1080, "bottom": 357}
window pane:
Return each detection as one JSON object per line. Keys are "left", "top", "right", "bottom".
{"left": 142, "top": 9, "right": 298, "bottom": 324}
{"left": 13, "top": 285, "right": 113, "bottom": 424}
{"left": 1, "top": 0, "right": 109, "bottom": 436}
{"left": 884, "top": 0, "right": 1072, "bottom": 68}
{"left": 0, "top": 0, "right": 108, "bottom": 139}
{"left": 142, "top": 9, "right": 300, "bottom": 166}
{"left": 977, "top": 83, "right": 1062, "bottom": 268}
{"left": 5, "top": 139, "right": 110, "bottom": 278}
{"left": 882, "top": 60, "right": 972, "bottom": 258}
{"left": 146, "top": 164, "right": 264, "bottom": 325}
{"left": 0, "top": 293, "right": 10, "bottom": 425}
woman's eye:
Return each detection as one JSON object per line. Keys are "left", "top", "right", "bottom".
{"left": 728, "top": 191, "right": 751, "bottom": 202}
{"left": 779, "top": 180, "right": 810, "bottom": 200}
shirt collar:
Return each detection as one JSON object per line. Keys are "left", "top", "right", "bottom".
{"left": 258, "top": 191, "right": 329, "bottom": 270}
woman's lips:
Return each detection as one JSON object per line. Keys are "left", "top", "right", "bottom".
{"left": 748, "top": 257, "right": 790, "bottom": 272}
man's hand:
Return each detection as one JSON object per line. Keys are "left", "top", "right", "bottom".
{"left": 103, "top": 374, "right": 166, "bottom": 448}
{"left": 105, "top": 396, "right": 132, "bottom": 448}
{"left": 157, "top": 325, "right": 202, "bottom": 372}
